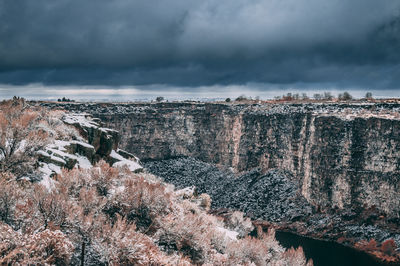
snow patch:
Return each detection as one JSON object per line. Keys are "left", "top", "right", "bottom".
{"left": 75, "top": 155, "right": 92, "bottom": 169}
{"left": 63, "top": 113, "right": 99, "bottom": 128}
{"left": 111, "top": 150, "right": 142, "bottom": 172}
{"left": 70, "top": 140, "right": 94, "bottom": 149}
{"left": 175, "top": 186, "right": 196, "bottom": 198}
{"left": 38, "top": 163, "right": 58, "bottom": 190}
{"left": 217, "top": 226, "right": 239, "bottom": 241}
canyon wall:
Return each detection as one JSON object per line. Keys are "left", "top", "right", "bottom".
{"left": 48, "top": 102, "right": 400, "bottom": 218}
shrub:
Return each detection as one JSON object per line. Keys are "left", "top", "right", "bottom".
{"left": 0, "top": 222, "right": 74, "bottom": 265}
{"left": 156, "top": 212, "right": 214, "bottom": 263}
{"left": 225, "top": 211, "right": 254, "bottom": 238}
{"left": 225, "top": 228, "right": 284, "bottom": 265}
{"left": 32, "top": 185, "right": 74, "bottom": 230}
{"left": 282, "top": 246, "right": 313, "bottom": 266}
{"left": 338, "top": 91, "right": 353, "bottom": 101}
{"left": 0, "top": 99, "right": 49, "bottom": 177}
{"left": 107, "top": 176, "right": 173, "bottom": 230}
{"left": 355, "top": 239, "right": 378, "bottom": 253}
{"left": 323, "top": 92, "right": 333, "bottom": 100}
{"left": 199, "top": 193, "right": 211, "bottom": 211}
{"left": 235, "top": 95, "right": 248, "bottom": 102}
{"left": 381, "top": 239, "right": 397, "bottom": 256}
{"left": 313, "top": 93, "right": 322, "bottom": 100}
{"left": 93, "top": 217, "right": 168, "bottom": 265}
{"left": 0, "top": 174, "right": 23, "bottom": 226}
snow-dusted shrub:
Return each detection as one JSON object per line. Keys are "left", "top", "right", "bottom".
{"left": 31, "top": 184, "right": 76, "bottom": 230}
{"left": 281, "top": 246, "right": 313, "bottom": 266}
{"left": 0, "top": 174, "right": 23, "bottom": 226}
{"left": 107, "top": 176, "right": 173, "bottom": 230}
{"left": 78, "top": 187, "right": 107, "bottom": 216}
{"left": 156, "top": 212, "right": 216, "bottom": 263}
{"left": 55, "top": 160, "right": 118, "bottom": 199}
{"left": 0, "top": 222, "right": 74, "bottom": 265}
{"left": 0, "top": 99, "right": 49, "bottom": 177}
{"left": 0, "top": 222, "right": 23, "bottom": 262}
{"left": 199, "top": 193, "right": 212, "bottom": 211}
{"left": 0, "top": 152, "right": 312, "bottom": 265}
{"left": 225, "top": 211, "right": 254, "bottom": 238}
{"left": 91, "top": 160, "right": 120, "bottom": 196}
{"left": 14, "top": 183, "right": 78, "bottom": 233}
{"left": 225, "top": 228, "right": 285, "bottom": 265}
{"left": 40, "top": 110, "right": 80, "bottom": 140}
{"left": 92, "top": 217, "right": 169, "bottom": 265}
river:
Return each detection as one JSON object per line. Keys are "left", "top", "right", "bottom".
{"left": 275, "top": 231, "right": 399, "bottom": 266}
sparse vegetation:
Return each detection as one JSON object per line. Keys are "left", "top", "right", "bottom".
{"left": 365, "top": 92, "right": 373, "bottom": 99}
{"left": 0, "top": 161, "right": 312, "bottom": 265}
{"left": 235, "top": 95, "right": 249, "bottom": 102}
{"left": 0, "top": 99, "right": 48, "bottom": 177}
{"left": 338, "top": 91, "right": 353, "bottom": 101}
{"left": 381, "top": 239, "right": 397, "bottom": 256}
{"left": 57, "top": 97, "right": 74, "bottom": 102}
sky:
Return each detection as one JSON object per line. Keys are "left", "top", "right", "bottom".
{"left": 1, "top": 0, "right": 400, "bottom": 100}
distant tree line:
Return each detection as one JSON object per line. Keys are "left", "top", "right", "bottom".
{"left": 57, "top": 97, "right": 75, "bottom": 102}
{"left": 155, "top": 92, "right": 374, "bottom": 104}
{"left": 223, "top": 92, "right": 374, "bottom": 103}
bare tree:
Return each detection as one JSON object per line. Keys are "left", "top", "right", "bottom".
{"left": 156, "top": 96, "right": 164, "bottom": 102}
{"left": 338, "top": 91, "right": 353, "bottom": 101}
{"left": 323, "top": 92, "right": 333, "bottom": 100}
{"left": 313, "top": 93, "right": 322, "bottom": 100}
{"left": 0, "top": 99, "right": 48, "bottom": 177}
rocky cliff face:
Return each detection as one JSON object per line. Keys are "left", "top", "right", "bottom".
{"left": 61, "top": 102, "right": 398, "bottom": 221}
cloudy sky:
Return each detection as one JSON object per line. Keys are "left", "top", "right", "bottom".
{"left": 1, "top": 0, "right": 400, "bottom": 100}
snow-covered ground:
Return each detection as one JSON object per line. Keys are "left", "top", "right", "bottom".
{"left": 110, "top": 150, "right": 142, "bottom": 172}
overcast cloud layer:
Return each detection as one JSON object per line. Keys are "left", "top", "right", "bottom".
{"left": 1, "top": 0, "right": 400, "bottom": 92}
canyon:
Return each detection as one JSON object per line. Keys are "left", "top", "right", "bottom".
{"left": 42, "top": 101, "right": 400, "bottom": 263}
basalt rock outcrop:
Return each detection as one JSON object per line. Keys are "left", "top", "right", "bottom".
{"left": 36, "top": 112, "right": 142, "bottom": 184}
{"left": 40, "top": 101, "right": 400, "bottom": 261}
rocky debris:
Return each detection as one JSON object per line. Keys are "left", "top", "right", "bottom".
{"left": 145, "top": 157, "right": 313, "bottom": 222}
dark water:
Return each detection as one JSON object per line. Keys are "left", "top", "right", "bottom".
{"left": 275, "top": 231, "right": 399, "bottom": 266}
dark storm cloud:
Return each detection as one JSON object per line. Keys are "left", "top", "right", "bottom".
{"left": 0, "top": 0, "right": 400, "bottom": 88}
